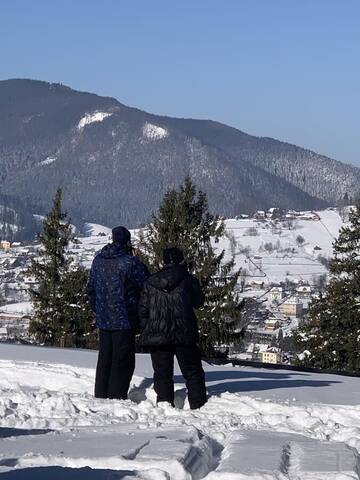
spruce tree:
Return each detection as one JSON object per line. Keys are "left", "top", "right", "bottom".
{"left": 28, "top": 189, "right": 95, "bottom": 346}
{"left": 139, "top": 177, "right": 241, "bottom": 356}
{"left": 294, "top": 201, "right": 360, "bottom": 371}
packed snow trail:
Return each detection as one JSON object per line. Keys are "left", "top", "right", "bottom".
{"left": 1, "top": 344, "right": 360, "bottom": 478}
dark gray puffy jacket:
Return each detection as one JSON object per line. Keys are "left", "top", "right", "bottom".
{"left": 138, "top": 264, "right": 205, "bottom": 346}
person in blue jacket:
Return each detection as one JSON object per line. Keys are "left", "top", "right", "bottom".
{"left": 87, "top": 226, "right": 149, "bottom": 399}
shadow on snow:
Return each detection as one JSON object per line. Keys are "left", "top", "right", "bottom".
{"left": 0, "top": 467, "right": 137, "bottom": 479}
{"left": 0, "top": 428, "right": 52, "bottom": 439}
{"left": 172, "top": 369, "right": 342, "bottom": 395}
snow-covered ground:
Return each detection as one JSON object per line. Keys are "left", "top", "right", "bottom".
{"left": 75, "top": 208, "right": 345, "bottom": 285}
{"left": 84, "top": 223, "right": 112, "bottom": 237}
{"left": 77, "top": 111, "right": 113, "bottom": 130}
{"left": 1, "top": 343, "right": 360, "bottom": 478}
{"left": 218, "top": 209, "right": 344, "bottom": 284}
{"left": 142, "top": 122, "right": 169, "bottom": 141}
{"left": 0, "top": 302, "right": 33, "bottom": 315}
{"left": 37, "top": 156, "right": 57, "bottom": 167}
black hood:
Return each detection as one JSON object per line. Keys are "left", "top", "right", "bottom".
{"left": 98, "top": 243, "right": 126, "bottom": 260}
{"left": 148, "top": 264, "right": 187, "bottom": 293}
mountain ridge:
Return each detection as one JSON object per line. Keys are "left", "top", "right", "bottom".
{"left": 0, "top": 78, "right": 358, "bottom": 239}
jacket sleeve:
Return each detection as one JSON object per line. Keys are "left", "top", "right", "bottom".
{"left": 138, "top": 282, "right": 150, "bottom": 332}
{"left": 189, "top": 275, "right": 205, "bottom": 309}
{"left": 86, "top": 261, "right": 97, "bottom": 313}
{"left": 129, "top": 258, "right": 150, "bottom": 293}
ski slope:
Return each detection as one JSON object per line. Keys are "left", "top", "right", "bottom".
{"left": 0, "top": 344, "right": 360, "bottom": 479}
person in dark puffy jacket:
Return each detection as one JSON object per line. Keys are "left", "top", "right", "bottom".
{"left": 87, "top": 226, "right": 149, "bottom": 400}
{"left": 138, "top": 247, "right": 207, "bottom": 409}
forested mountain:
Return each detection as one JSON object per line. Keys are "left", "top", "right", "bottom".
{"left": 166, "top": 118, "right": 360, "bottom": 204}
{"left": 0, "top": 194, "right": 38, "bottom": 242}
{"left": 0, "top": 79, "right": 359, "bottom": 239}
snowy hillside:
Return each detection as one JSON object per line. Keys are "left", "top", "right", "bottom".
{"left": 1, "top": 343, "right": 360, "bottom": 478}
{"left": 79, "top": 208, "right": 344, "bottom": 284}
{"left": 219, "top": 208, "right": 344, "bottom": 285}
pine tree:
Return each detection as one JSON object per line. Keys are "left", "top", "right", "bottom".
{"left": 138, "top": 177, "right": 241, "bottom": 356}
{"left": 28, "top": 189, "right": 95, "bottom": 346}
{"left": 294, "top": 201, "right": 360, "bottom": 371}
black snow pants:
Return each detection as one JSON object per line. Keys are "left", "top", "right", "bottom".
{"left": 150, "top": 345, "right": 207, "bottom": 409}
{"left": 95, "top": 329, "right": 135, "bottom": 400}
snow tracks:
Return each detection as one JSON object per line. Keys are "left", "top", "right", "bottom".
{"left": 0, "top": 426, "right": 359, "bottom": 479}
{"left": 209, "top": 430, "right": 359, "bottom": 479}
{"left": 1, "top": 356, "right": 360, "bottom": 478}
{"left": 0, "top": 425, "right": 217, "bottom": 479}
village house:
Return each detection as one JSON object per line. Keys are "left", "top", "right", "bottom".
{"left": 262, "top": 347, "right": 282, "bottom": 364}
{"left": 249, "top": 343, "right": 270, "bottom": 362}
{"left": 254, "top": 210, "right": 266, "bottom": 220}
{"left": 248, "top": 280, "right": 265, "bottom": 291}
{"left": 296, "top": 285, "right": 312, "bottom": 299}
{"left": 266, "top": 208, "right": 284, "bottom": 219}
{"left": 298, "top": 213, "right": 318, "bottom": 221}
{"left": 0, "top": 241, "right": 11, "bottom": 250}
{"left": 264, "top": 319, "right": 280, "bottom": 331}
{"left": 269, "top": 286, "right": 284, "bottom": 304}
{"left": 249, "top": 328, "right": 277, "bottom": 345}
{"left": 0, "top": 313, "right": 31, "bottom": 340}
{"left": 279, "top": 297, "right": 303, "bottom": 318}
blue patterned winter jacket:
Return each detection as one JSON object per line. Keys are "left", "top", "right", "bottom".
{"left": 86, "top": 244, "right": 149, "bottom": 330}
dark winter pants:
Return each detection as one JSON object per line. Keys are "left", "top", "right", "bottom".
{"left": 95, "top": 329, "right": 135, "bottom": 400}
{"left": 150, "top": 345, "right": 207, "bottom": 409}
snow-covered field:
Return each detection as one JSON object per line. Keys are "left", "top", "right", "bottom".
{"left": 81, "top": 209, "right": 344, "bottom": 285}
{"left": 61, "top": 208, "right": 345, "bottom": 294}
{"left": 218, "top": 209, "right": 345, "bottom": 284}
{"left": 1, "top": 344, "right": 360, "bottom": 478}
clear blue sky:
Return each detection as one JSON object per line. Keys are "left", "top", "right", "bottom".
{"left": 1, "top": 0, "right": 359, "bottom": 165}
